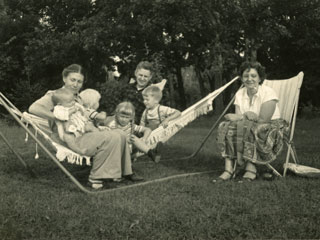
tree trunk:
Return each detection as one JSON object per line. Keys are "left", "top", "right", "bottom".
{"left": 168, "top": 77, "right": 176, "bottom": 108}
{"left": 251, "top": 48, "right": 257, "bottom": 62}
{"left": 195, "top": 67, "right": 206, "bottom": 97}
{"left": 213, "top": 54, "right": 224, "bottom": 114}
{"left": 207, "top": 67, "right": 215, "bottom": 92}
{"left": 175, "top": 65, "right": 186, "bottom": 109}
{"left": 246, "top": 38, "right": 258, "bottom": 62}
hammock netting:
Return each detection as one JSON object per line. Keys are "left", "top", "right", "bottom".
{"left": 19, "top": 76, "right": 239, "bottom": 166}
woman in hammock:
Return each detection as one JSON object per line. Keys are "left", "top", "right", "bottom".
{"left": 29, "top": 64, "right": 143, "bottom": 190}
{"left": 214, "top": 61, "right": 289, "bottom": 182}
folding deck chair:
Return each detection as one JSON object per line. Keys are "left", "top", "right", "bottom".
{"left": 263, "top": 71, "right": 304, "bottom": 176}
{"left": 177, "top": 72, "right": 304, "bottom": 177}
{"left": 0, "top": 76, "right": 239, "bottom": 193}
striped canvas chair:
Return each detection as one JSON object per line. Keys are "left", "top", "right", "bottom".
{"left": 263, "top": 72, "right": 304, "bottom": 176}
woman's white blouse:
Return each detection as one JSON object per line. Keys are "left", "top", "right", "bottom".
{"left": 234, "top": 84, "right": 281, "bottom": 120}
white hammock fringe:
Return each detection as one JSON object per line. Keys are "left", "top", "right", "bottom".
{"left": 53, "top": 142, "right": 91, "bottom": 166}
{"left": 20, "top": 76, "right": 238, "bottom": 165}
{"left": 146, "top": 76, "right": 239, "bottom": 148}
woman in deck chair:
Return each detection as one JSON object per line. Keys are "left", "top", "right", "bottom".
{"left": 28, "top": 64, "right": 143, "bottom": 190}
{"left": 214, "top": 61, "right": 289, "bottom": 182}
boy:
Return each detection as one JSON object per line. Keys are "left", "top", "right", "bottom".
{"left": 120, "top": 61, "right": 167, "bottom": 123}
{"left": 140, "top": 85, "right": 181, "bottom": 130}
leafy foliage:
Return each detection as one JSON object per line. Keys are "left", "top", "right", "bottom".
{"left": 0, "top": 0, "right": 320, "bottom": 112}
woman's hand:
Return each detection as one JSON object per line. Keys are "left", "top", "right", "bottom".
{"left": 243, "top": 111, "right": 259, "bottom": 121}
{"left": 224, "top": 113, "right": 243, "bottom": 121}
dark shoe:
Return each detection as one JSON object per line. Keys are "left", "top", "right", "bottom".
{"left": 124, "top": 173, "right": 144, "bottom": 182}
{"left": 212, "top": 170, "right": 233, "bottom": 183}
{"left": 148, "top": 142, "right": 163, "bottom": 163}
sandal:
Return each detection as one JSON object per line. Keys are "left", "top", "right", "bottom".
{"left": 212, "top": 170, "right": 233, "bottom": 183}
{"left": 239, "top": 170, "right": 257, "bottom": 182}
{"left": 87, "top": 181, "right": 104, "bottom": 190}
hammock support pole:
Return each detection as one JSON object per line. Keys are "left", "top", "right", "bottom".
{"left": 1, "top": 93, "right": 218, "bottom": 194}
{"left": 171, "top": 92, "right": 237, "bottom": 161}
{"left": 0, "top": 94, "right": 98, "bottom": 194}
{"left": 0, "top": 130, "right": 36, "bottom": 178}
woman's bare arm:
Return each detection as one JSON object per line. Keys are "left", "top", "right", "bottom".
{"left": 259, "top": 100, "right": 277, "bottom": 122}
{"left": 29, "top": 102, "right": 55, "bottom": 120}
{"left": 223, "top": 106, "right": 244, "bottom": 121}
{"left": 235, "top": 105, "right": 241, "bottom": 115}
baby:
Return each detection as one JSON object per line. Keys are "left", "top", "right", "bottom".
{"left": 52, "top": 88, "right": 98, "bottom": 155}
{"left": 105, "top": 101, "right": 163, "bottom": 162}
{"left": 52, "top": 88, "right": 98, "bottom": 139}
{"left": 79, "top": 88, "right": 108, "bottom": 127}
{"left": 140, "top": 85, "right": 181, "bottom": 130}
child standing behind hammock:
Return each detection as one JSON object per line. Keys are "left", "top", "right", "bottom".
{"left": 140, "top": 85, "right": 181, "bottom": 130}
{"left": 104, "top": 101, "right": 163, "bottom": 163}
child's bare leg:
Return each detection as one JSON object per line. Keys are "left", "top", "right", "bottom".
{"left": 131, "top": 135, "right": 163, "bottom": 163}
{"left": 132, "top": 138, "right": 150, "bottom": 153}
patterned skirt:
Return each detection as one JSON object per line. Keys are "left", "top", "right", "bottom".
{"left": 217, "top": 118, "right": 289, "bottom": 165}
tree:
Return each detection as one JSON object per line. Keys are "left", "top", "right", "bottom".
{"left": 1, "top": 0, "right": 320, "bottom": 112}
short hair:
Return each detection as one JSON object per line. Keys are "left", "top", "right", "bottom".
{"left": 142, "top": 85, "right": 162, "bottom": 101}
{"left": 52, "top": 88, "right": 74, "bottom": 105}
{"left": 239, "top": 61, "right": 266, "bottom": 84}
{"left": 115, "top": 101, "right": 135, "bottom": 119}
{"left": 62, "top": 64, "right": 84, "bottom": 79}
{"left": 79, "top": 89, "right": 101, "bottom": 109}
{"left": 135, "top": 61, "right": 154, "bottom": 75}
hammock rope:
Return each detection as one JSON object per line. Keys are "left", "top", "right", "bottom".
{"left": 20, "top": 76, "right": 239, "bottom": 165}
{"left": 0, "top": 77, "right": 239, "bottom": 193}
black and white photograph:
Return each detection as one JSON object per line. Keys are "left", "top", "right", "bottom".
{"left": 1, "top": 0, "right": 320, "bottom": 239}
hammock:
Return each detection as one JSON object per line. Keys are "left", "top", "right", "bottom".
{"left": 1, "top": 76, "right": 239, "bottom": 166}
{"left": 21, "top": 112, "right": 92, "bottom": 166}
{"left": 145, "top": 76, "right": 239, "bottom": 147}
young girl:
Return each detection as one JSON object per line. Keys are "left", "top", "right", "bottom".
{"left": 105, "top": 101, "right": 163, "bottom": 162}
{"left": 140, "top": 85, "right": 181, "bottom": 130}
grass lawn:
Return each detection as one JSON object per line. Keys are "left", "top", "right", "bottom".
{"left": 1, "top": 115, "right": 320, "bottom": 240}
